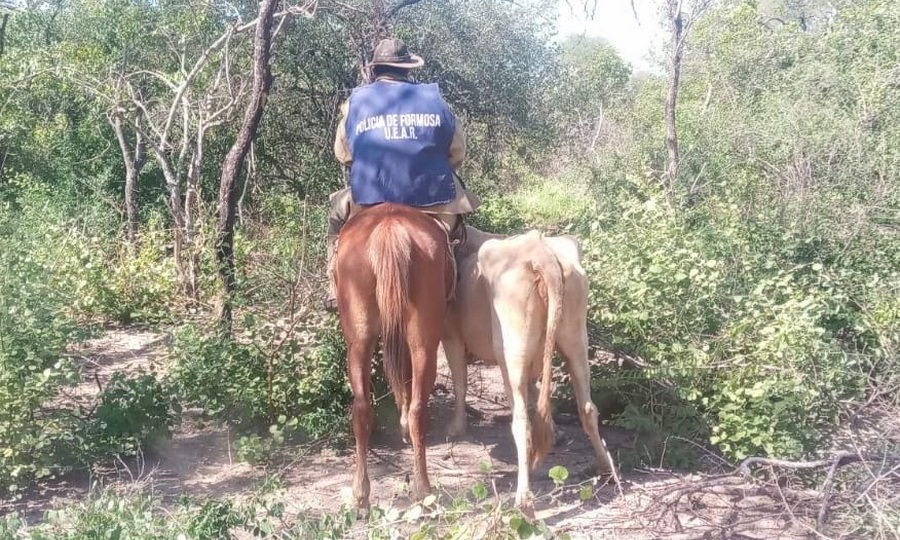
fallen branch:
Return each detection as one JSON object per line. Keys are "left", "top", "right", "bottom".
{"left": 646, "top": 450, "right": 900, "bottom": 536}
{"left": 736, "top": 452, "right": 900, "bottom": 531}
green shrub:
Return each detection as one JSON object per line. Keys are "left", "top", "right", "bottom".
{"left": 0, "top": 476, "right": 567, "bottom": 540}
{"left": 0, "top": 490, "right": 275, "bottom": 540}
{"left": 581, "top": 185, "right": 880, "bottom": 463}
{"left": 74, "top": 373, "right": 181, "bottom": 462}
{"left": 467, "top": 195, "right": 527, "bottom": 235}
{"left": 51, "top": 215, "right": 180, "bottom": 325}
{"left": 506, "top": 169, "right": 594, "bottom": 231}
{"left": 171, "top": 319, "right": 350, "bottom": 440}
{"left": 0, "top": 199, "right": 181, "bottom": 496}
{"left": 0, "top": 203, "right": 84, "bottom": 494}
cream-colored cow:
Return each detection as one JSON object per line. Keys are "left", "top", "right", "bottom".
{"left": 442, "top": 226, "right": 618, "bottom": 515}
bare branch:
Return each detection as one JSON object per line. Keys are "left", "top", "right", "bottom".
{"left": 387, "top": 0, "right": 426, "bottom": 17}
{"left": 153, "top": 1, "right": 316, "bottom": 149}
{"left": 124, "top": 70, "right": 177, "bottom": 91}
{"left": 121, "top": 77, "right": 164, "bottom": 143}
{"left": 160, "top": 25, "right": 236, "bottom": 148}
{"left": 330, "top": 0, "right": 366, "bottom": 14}
{"left": 109, "top": 112, "right": 134, "bottom": 167}
{"left": 563, "top": 0, "right": 598, "bottom": 19}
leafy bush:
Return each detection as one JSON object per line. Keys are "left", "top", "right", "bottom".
{"left": 0, "top": 490, "right": 279, "bottom": 540}
{"left": 581, "top": 185, "right": 883, "bottom": 462}
{"left": 0, "top": 199, "right": 181, "bottom": 496}
{"left": 171, "top": 319, "right": 350, "bottom": 440}
{"left": 0, "top": 203, "right": 85, "bottom": 494}
{"left": 48, "top": 214, "right": 180, "bottom": 325}
{"left": 74, "top": 373, "right": 181, "bottom": 462}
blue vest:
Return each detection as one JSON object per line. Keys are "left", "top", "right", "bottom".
{"left": 346, "top": 81, "right": 456, "bottom": 207}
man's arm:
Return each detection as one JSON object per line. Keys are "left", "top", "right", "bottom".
{"left": 449, "top": 113, "right": 466, "bottom": 170}
{"left": 334, "top": 101, "right": 352, "bottom": 166}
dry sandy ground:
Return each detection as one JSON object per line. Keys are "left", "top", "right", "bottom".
{"left": 1, "top": 328, "right": 816, "bottom": 539}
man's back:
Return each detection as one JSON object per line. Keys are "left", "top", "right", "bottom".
{"left": 346, "top": 80, "right": 457, "bottom": 207}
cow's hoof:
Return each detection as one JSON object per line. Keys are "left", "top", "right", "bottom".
{"left": 447, "top": 420, "right": 467, "bottom": 439}
{"left": 592, "top": 455, "right": 618, "bottom": 478}
{"left": 400, "top": 417, "right": 410, "bottom": 444}
{"left": 517, "top": 500, "right": 536, "bottom": 521}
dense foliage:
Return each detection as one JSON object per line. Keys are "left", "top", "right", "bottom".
{"left": 570, "top": 0, "right": 900, "bottom": 464}
{"left": 171, "top": 320, "right": 349, "bottom": 440}
{"left": 1, "top": 0, "right": 898, "bottom": 535}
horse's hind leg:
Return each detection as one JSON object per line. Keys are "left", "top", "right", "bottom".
{"left": 348, "top": 337, "right": 377, "bottom": 509}
{"left": 408, "top": 340, "right": 438, "bottom": 499}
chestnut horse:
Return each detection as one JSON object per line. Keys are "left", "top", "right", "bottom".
{"left": 334, "top": 203, "right": 453, "bottom": 510}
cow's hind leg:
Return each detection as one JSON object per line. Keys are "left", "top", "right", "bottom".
{"left": 490, "top": 288, "right": 539, "bottom": 517}
{"left": 443, "top": 334, "right": 468, "bottom": 438}
{"left": 398, "top": 373, "right": 411, "bottom": 444}
{"left": 501, "top": 358, "right": 536, "bottom": 518}
{"left": 557, "top": 331, "right": 619, "bottom": 486}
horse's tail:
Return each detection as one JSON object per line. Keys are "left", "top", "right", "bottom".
{"left": 368, "top": 220, "right": 412, "bottom": 411}
{"left": 529, "top": 244, "right": 564, "bottom": 470}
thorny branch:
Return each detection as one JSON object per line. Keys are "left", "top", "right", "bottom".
{"left": 647, "top": 450, "right": 900, "bottom": 536}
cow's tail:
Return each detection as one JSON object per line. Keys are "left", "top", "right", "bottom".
{"left": 368, "top": 221, "right": 412, "bottom": 415}
{"left": 529, "top": 246, "right": 564, "bottom": 470}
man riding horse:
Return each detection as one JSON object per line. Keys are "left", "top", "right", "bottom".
{"left": 325, "top": 37, "right": 480, "bottom": 311}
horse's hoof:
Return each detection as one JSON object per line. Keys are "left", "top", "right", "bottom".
{"left": 412, "top": 482, "right": 432, "bottom": 502}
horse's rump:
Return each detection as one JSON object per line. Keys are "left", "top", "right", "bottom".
{"left": 335, "top": 203, "right": 452, "bottom": 407}
{"left": 367, "top": 219, "right": 412, "bottom": 407}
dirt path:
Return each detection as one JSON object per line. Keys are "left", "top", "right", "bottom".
{"left": 3, "top": 328, "right": 814, "bottom": 539}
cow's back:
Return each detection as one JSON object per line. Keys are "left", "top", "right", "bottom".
{"left": 543, "top": 235, "right": 589, "bottom": 322}
{"left": 448, "top": 230, "right": 558, "bottom": 365}
{"left": 447, "top": 236, "right": 495, "bottom": 361}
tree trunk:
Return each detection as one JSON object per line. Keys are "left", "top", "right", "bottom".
{"left": 112, "top": 113, "right": 147, "bottom": 243}
{"left": 0, "top": 145, "right": 7, "bottom": 183}
{"left": 133, "top": 125, "right": 147, "bottom": 227}
{"left": 185, "top": 128, "right": 204, "bottom": 301}
{"left": 215, "top": 0, "right": 278, "bottom": 329}
{"left": 0, "top": 14, "right": 9, "bottom": 58}
{"left": 167, "top": 176, "right": 189, "bottom": 295}
{"left": 664, "top": 0, "right": 683, "bottom": 190}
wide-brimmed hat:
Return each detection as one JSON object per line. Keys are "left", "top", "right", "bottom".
{"left": 369, "top": 38, "right": 424, "bottom": 69}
